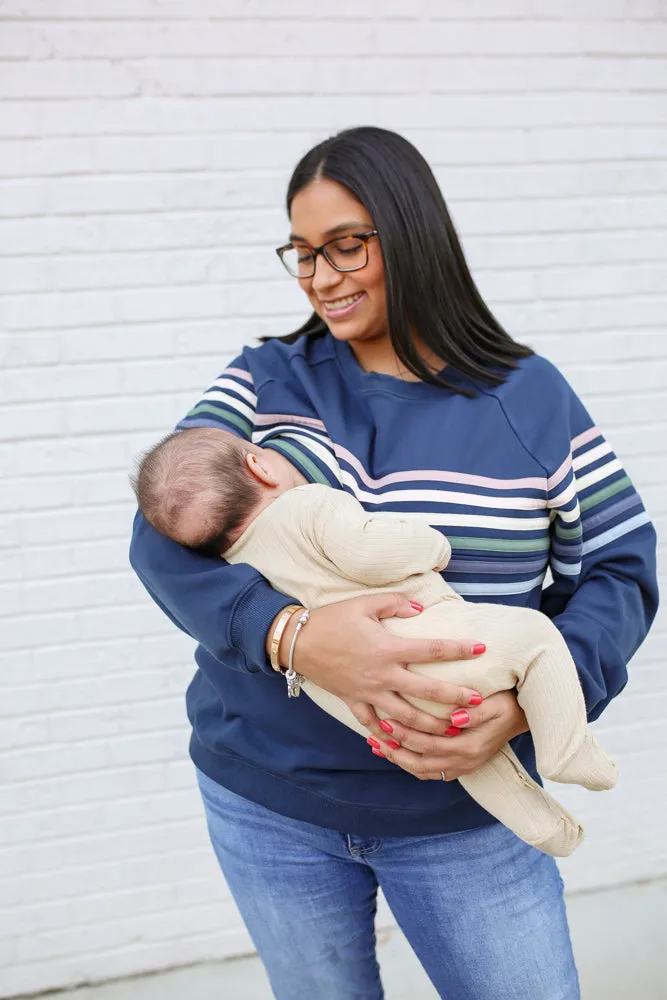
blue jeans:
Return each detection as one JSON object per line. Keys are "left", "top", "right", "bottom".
{"left": 196, "top": 768, "right": 580, "bottom": 1000}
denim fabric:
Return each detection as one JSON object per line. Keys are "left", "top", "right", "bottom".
{"left": 196, "top": 767, "right": 580, "bottom": 1000}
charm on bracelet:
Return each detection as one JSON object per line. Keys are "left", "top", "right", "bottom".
{"left": 286, "top": 608, "right": 310, "bottom": 698}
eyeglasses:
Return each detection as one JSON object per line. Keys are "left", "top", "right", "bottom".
{"left": 276, "top": 230, "right": 379, "bottom": 279}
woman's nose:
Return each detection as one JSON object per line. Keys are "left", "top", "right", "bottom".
{"left": 311, "top": 253, "right": 342, "bottom": 294}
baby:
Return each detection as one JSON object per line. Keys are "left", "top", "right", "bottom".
{"left": 132, "top": 426, "right": 619, "bottom": 857}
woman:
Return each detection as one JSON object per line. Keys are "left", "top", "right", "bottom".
{"left": 130, "top": 127, "right": 658, "bottom": 999}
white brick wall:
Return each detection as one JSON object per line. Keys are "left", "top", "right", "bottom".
{"left": 1, "top": 1, "right": 666, "bottom": 995}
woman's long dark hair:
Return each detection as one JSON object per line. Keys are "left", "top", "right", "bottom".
{"left": 265, "top": 126, "right": 532, "bottom": 396}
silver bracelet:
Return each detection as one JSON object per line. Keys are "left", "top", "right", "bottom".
{"left": 285, "top": 608, "right": 310, "bottom": 698}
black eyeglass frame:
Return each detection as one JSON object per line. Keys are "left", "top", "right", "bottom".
{"left": 275, "top": 230, "right": 379, "bottom": 278}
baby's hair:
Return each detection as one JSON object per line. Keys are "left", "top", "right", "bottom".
{"left": 130, "top": 427, "right": 261, "bottom": 554}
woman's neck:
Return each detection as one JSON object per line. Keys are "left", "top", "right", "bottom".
{"left": 348, "top": 334, "right": 445, "bottom": 381}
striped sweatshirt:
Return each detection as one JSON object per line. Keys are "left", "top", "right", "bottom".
{"left": 129, "top": 332, "right": 658, "bottom": 836}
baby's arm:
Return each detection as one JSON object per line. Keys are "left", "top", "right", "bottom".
{"left": 315, "top": 490, "right": 451, "bottom": 586}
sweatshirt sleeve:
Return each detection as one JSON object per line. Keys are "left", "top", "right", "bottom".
{"left": 315, "top": 490, "right": 451, "bottom": 585}
{"left": 129, "top": 355, "right": 295, "bottom": 675}
{"left": 538, "top": 376, "right": 659, "bottom": 722}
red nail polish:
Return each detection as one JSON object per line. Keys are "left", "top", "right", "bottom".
{"left": 445, "top": 726, "right": 461, "bottom": 737}
{"left": 371, "top": 748, "right": 386, "bottom": 758}
{"left": 468, "top": 694, "right": 483, "bottom": 706}
{"left": 366, "top": 737, "right": 380, "bottom": 749}
{"left": 472, "top": 643, "right": 486, "bottom": 655}
{"left": 386, "top": 740, "right": 400, "bottom": 750}
{"left": 409, "top": 601, "right": 424, "bottom": 612}
{"left": 379, "top": 720, "right": 394, "bottom": 734}
{"left": 451, "top": 710, "right": 470, "bottom": 726}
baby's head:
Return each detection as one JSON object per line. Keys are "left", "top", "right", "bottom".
{"left": 131, "top": 427, "right": 265, "bottom": 554}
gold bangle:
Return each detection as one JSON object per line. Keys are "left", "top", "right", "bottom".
{"left": 269, "top": 604, "right": 302, "bottom": 673}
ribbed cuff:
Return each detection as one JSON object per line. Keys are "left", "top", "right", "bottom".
{"left": 229, "top": 580, "right": 296, "bottom": 675}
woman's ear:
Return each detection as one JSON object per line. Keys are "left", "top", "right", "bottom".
{"left": 245, "top": 450, "right": 279, "bottom": 487}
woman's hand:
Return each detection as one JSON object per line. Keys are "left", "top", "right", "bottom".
{"left": 275, "top": 593, "right": 485, "bottom": 740}
{"left": 368, "top": 690, "right": 529, "bottom": 781}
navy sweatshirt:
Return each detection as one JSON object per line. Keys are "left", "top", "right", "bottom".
{"left": 129, "top": 333, "right": 658, "bottom": 836}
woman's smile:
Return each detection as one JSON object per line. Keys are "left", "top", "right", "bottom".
{"left": 320, "top": 291, "right": 367, "bottom": 320}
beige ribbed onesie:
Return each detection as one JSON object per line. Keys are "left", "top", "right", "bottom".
{"left": 224, "top": 483, "right": 617, "bottom": 857}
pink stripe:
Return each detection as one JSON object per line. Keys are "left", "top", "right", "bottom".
{"left": 572, "top": 426, "right": 601, "bottom": 452}
{"left": 225, "top": 366, "right": 254, "bottom": 385}
{"left": 254, "top": 413, "right": 328, "bottom": 430}
{"left": 334, "top": 444, "right": 546, "bottom": 491}
{"left": 546, "top": 454, "right": 572, "bottom": 493}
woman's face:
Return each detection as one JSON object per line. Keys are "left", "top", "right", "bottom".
{"left": 288, "top": 178, "right": 389, "bottom": 349}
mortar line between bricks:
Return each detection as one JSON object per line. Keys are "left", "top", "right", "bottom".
{"left": 0, "top": 815, "right": 202, "bottom": 854}
{"left": 3, "top": 189, "right": 667, "bottom": 223}
{"left": 2, "top": 46, "right": 667, "bottom": 59}
{"left": 4, "top": 224, "right": 667, "bottom": 256}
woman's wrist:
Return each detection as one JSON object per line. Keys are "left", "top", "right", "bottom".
{"left": 266, "top": 605, "right": 303, "bottom": 670}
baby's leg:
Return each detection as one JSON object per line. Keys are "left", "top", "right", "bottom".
{"left": 384, "top": 603, "right": 617, "bottom": 791}
{"left": 459, "top": 745, "right": 584, "bottom": 857}
{"left": 300, "top": 678, "right": 584, "bottom": 857}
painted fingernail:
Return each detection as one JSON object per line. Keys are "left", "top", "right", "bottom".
{"left": 366, "top": 737, "right": 381, "bottom": 749}
{"left": 468, "top": 693, "right": 483, "bottom": 706}
{"left": 451, "top": 710, "right": 470, "bottom": 726}
{"left": 472, "top": 643, "right": 486, "bottom": 655}
{"left": 445, "top": 726, "right": 461, "bottom": 737}
{"left": 409, "top": 601, "right": 424, "bottom": 612}
{"left": 386, "top": 740, "right": 401, "bottom": 750}
{"left": 371, "top": 748, "right": 386, "bottom": 758}
{"left": 379, "top": 720, "right": 394, "bottom": 734}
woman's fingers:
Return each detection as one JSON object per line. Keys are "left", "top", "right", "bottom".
{"left": 374, "top": 720, "right": 463, "bottom": 755}
{"left": 366, "top": 740, "right": 458, "bottom": 781}
{"left": 395, "top": 635, "right": 486, "bottom": 664}
{"left": 367, "top": 592, "right": 426, "bottom": 621}
{"left": 370, "top": 691, "right": 468, "bottom": 735}
{"left": 389, "top": 666, "right": 482, "bottom": 711}
{"left": 368, "top": 732, "right": 483, "bottom": 781}
{"left": 346, "top": 700, "right": 383, "bottom": 737}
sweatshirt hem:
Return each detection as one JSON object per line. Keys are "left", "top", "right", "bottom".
{"left": 190, "top": 734, "right": 503, "bottom": 838}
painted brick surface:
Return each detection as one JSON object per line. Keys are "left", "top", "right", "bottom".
{"left": 1, "top": 1, "right": 666, "bottom": 994}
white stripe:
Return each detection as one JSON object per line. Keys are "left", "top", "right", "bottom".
{"left": 582, "top": 511, "right": 650, "bottom": 555}
{"left": 339, "top": 470, "right": 547, "bottom": 512}
{"left": 547, "top": 478, "right": 577, "bottom": 510}
{"left": 358, "top": 508, "right": 551, "bottom": 531}
{"left": 253, "top": 423, "right": 331, "bottom": 444}
{"left": 575, "top": 458, "right": 623, "bottom": 493}
{"left": 277, "top": 431, "right": 343, "bottom": 483}
{"left": 553, "top": 501, "right": 582, "bottom": 525}
{"left": 572, "top": 441, "right": 612, "bottom": 473}
{"left": 453, "top": 573, "right": 546, "bottom": 596}
{"left": 550, "top": 556, "right": 582, "bottom": 577}
{"left": 252, "top": 426, "right": 341, "bottom": 479}
{"left": 209, "top": 377, "right": 257, "bottom": 407}
{"left": 202, "top": 389, "right": 255, "bottom": 421}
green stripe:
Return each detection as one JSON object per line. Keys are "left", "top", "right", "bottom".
{"left": 554, "top": 522, "right": 583, "bottom": 540}
{"left": 448, "top": 535, "right": 550, "bottom": 553}
{"left": 186, "top": 403, "right": 252, "bottom": 437}
{"left": 270, "top": 439, "right": 330, "bottom": 486}
{"left": 580, "top": 475, "right": 631, "bottom": 513}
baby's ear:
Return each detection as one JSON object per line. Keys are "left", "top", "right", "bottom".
{"left": 245, "top": 450, "right": 278, "bottom": 486}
